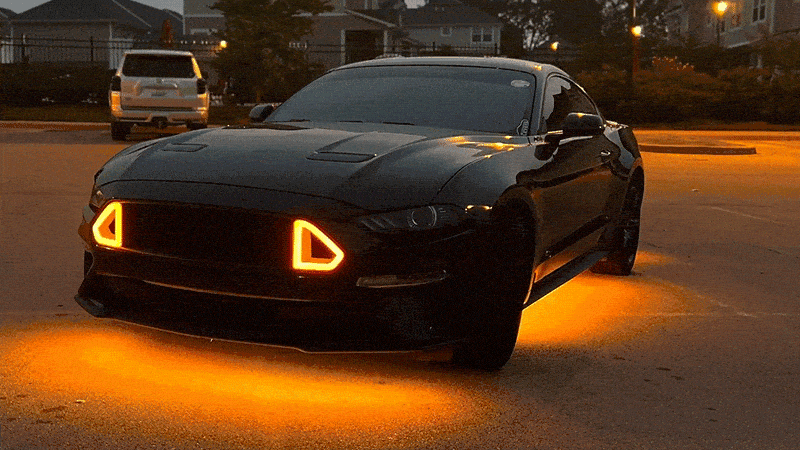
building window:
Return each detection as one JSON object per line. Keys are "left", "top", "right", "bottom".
{"left": 471, "top": 27, "right": 493, "bottom": 43}
{"left": 440, "top": 27, "right": 452, "bottom": 37}
{"left": 728, "top": 1, "right": 742, "bottom": 29}
{"left": 752, "top": 0, "right": 767, "bottom": 23}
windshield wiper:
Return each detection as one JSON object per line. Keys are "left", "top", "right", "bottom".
{"left": 382, "top": 121, "right": 416, "bottom": 126}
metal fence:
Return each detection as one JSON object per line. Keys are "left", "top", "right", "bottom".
{"left": 0, "top": 36, "right": 223, "bottom": 69}
{"left": 0, "top": 36, "right": 500, "bottom": 69}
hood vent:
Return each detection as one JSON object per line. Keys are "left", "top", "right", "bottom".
{"left": 161, "top": 143, "right": 207, "bottom": 152}
{"left": 306, "top": 152, "right": 376, "bottom": 163}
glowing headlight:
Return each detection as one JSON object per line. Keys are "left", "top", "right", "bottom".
{"left": 92, "top": 201, "right": 123, "bottom": 248}
{"left": 358, "top": 205, "right": 465, "bottom": 232}
{"left": 292, "top": 219, "right": 345, "bottom": 272}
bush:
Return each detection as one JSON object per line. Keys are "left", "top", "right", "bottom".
{"left": 577, "top": 57, "right": 800, "bottom": 125}
{"left": 0, "top": 63, "right": 113, "bottom": 106}
{"left": 715, "top": 66, "right": 770, "bottom": 122}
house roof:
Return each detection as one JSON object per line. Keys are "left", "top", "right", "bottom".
{"left": 351, "top": 8, "right": 397, "bottom": 26}
{"left": 13, "top": 0, "right": 181, "bottom": 34}
{"left": 402, "top": 0, "right": 501, "bottom": 27}
{"left": 353, "top": 0, "right": 501, "bottom": 28}
{"left": 0, "top": 7, "right": 16, "bottom": 19}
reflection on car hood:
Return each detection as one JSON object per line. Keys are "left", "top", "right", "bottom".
{"left": 98, "top": 124, "right": 515, "bottom": 210}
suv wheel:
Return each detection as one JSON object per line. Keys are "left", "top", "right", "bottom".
{"left": 111, "top": 122, "right": 130, "bottom": 141}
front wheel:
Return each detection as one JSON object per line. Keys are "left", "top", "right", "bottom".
{"left": 452, "top": 207, "right": 533, "bottom": 370}
{"left": 452, "top": 301, "right": 523, "bottom": 370}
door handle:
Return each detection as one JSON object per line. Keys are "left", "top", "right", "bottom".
{"left": 599, "top": 150, "right": 612, "bottom": 158}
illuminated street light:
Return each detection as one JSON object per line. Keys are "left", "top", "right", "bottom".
{"left": 219, "top": 40, "right": 228, "bottom": 49}
{"left": 713, "top": 1, "right": 728, "bottom": 47}
{"left": 550, "top": 41, "right": 559, "bottom": 52}
{"left": 629, "top": 0, "right": 639, "bottom": 78}
{"left": 714, "top": 1, "right": 729, "bottom": 16}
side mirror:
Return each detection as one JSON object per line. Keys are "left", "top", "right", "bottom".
{"left": 536, "top": 113, "right": 604, "bottom": 161}
{"left": 561, "top": 113, "right": 604, "bottom": 138}
{"left": 249, "top": 103, "right": 280, "bottom": 123}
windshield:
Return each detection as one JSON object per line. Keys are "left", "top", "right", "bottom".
{"left": 268, "top": 65, "right": 537, "bottom": 134}
{"left": 122, "top": 55, "right": 196, "bottom": 78}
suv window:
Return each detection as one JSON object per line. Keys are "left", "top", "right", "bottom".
{"left": 122, "top": 55, "right": 195, "bottom": 78}
{"left": 541, "top": 76, "right": 598, "bottom": 132}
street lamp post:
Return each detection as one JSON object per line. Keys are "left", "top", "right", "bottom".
{"left": 630, "top": 0, "right": 639, "bottom": 77}
{"left": 631, "top": 25, "right": 642, "bottom": 75}
{"left": 714, "top": 1, "right": 729, "bottom": 47}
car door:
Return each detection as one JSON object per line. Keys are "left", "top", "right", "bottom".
{"left": 525, "top": 75, "right": 618, "bottom": 279}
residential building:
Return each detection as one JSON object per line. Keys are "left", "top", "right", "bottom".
{"left": 0, "top": 7, "right": 14, "bottom": 34}
{"left": 6, "top": 0, "right": 182, "bottom": 68}
{"left": 181, "top": 0, "right": 501, "bottom": 70}
{"left": 1, "top": 8, "right": 14, "bottom": 64}
{"left": 182, "top": 0, "right": 403, "bottom": 69}
{"left": 183, "top": 0, "right": 224, "bottom": 36}
{"left": 666, "top": 0, "right": 800, "bottom": 49}
{"left": 399, "top": 0, "right": 502, "bottom": 54}
{"left": 304, "top": 0, "right": 405, "bottom": 69}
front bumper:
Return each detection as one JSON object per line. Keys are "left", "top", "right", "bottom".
{"left": 76, "top": 201, "right": 489, "bottom": 351}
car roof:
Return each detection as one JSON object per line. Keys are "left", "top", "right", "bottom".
{"left": 124, "top": 49, "right": 195, "bottom": 57}
{"left": 332, "top": 56, "right": 567, "bottom": 77}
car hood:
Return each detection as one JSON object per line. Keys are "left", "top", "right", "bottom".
{"left": 98, "top": 124, "right": 520, "bottom": 210}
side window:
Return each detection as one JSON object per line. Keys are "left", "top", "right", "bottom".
{"left": 541, "top": 77, "right": 598, "bottom": 132}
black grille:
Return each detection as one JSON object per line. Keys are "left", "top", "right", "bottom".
{"left": 122, "top": 202, "right": 291, "bottom": 267}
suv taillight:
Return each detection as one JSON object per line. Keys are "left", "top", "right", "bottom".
{"left": 110, "top": 75, "right": 121, "bottom": 92}
{"left": 197, "top": 78, "right": 207, "bottom": 95}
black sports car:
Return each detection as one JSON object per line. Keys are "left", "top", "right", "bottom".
{"left": 77, "top": 57, "right": 643, "bottom": 369}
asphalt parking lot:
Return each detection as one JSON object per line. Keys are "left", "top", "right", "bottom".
{"left": 0, "top": 125, "right": 798, "bottom": 449}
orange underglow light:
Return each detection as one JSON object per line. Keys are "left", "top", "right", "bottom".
{"left": 0, "top": 321, "right": 472, "bottom": 445}
{"left": 292, "top": 219, "right": 344, "bottom": 272}
{"left": 92, "top": 201, "right": 123, "bottom": 248}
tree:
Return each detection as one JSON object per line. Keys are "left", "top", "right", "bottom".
{"left": 211, "top": 0, "right": 332, "bottom": 102}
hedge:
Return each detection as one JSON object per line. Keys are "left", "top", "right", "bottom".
{"left": 575, "top": 58, "right": 800, "bottom": 125}
{"left": 0, "top": 63, "right": 114, "bottom": 106}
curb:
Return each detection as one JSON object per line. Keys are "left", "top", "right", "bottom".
{"left": 639, "top": 143, "right": 757, "bottom": 155}
{"left": 0, "top": 121, "right": 108, "bottom": 131}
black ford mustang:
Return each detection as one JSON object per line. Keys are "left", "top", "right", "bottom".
{"left": 77, "top": 57, "right": 643, "bottom": 369}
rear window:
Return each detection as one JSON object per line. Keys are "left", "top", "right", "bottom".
{"left": 121, "top": 55, "right": 195, "bottom": 78}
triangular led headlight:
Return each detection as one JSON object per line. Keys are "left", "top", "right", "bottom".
{"left": 292, "top": 219, "right": 344, "bottom": 272}
{"left": 92, "top": 201, "right": 123, "bottom": 248}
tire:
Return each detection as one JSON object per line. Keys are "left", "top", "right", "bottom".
{"left": 452, "top": 300, "right": 523, "bottom": 370}
{"left": 452, "top": 208, "right": 533, "bottom": 370}
{"left": 591, "top": 179, "right": 643, "bottom": 276}
{"left": 111, "top": 122, "right": 129, "bottom": 141}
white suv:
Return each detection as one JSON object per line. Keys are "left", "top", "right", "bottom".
{"left": 109, "top": 50, "right": 209, "bottom": 140}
